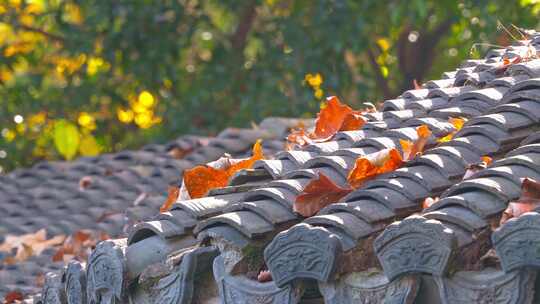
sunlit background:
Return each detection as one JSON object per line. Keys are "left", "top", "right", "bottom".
{"left": 1, "top": 0, "right": 540, "bottom": 172}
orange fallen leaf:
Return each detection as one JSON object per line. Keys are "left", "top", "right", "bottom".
{"left": 347, "top": 148, "right": 404, "bottom": 189}
{"left": 287, "top": 96, "right": 365, "bottom": 146}
{"left": 184, "top": 140, "right": 264, "bottom": 198}
{"left": 400, "top": 125, "right": 432, "bottom": 161}
{"left": 294, "top": 173, "right": 353, "bottom": 217}
{"left": 495, "top": 55, "right": 522, "bottom": 75}
{"left": 160, "top": 186, "right": 181, "bottom": 212}
{"left": 481, "top": 156, "right": 493, "bottom": 166}
{"left": 4, "top": 291, "right": 23, "bottom": 304}
{"left": 340, "top": 112, "right": 366, "bottom": 131}
{"left": 438, "top": 117, "right": 467, "bottom": 143}
{"left": 500, "top": 178, "right": 540, "bottom": 225}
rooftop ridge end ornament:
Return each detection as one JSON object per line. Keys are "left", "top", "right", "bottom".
{"left": 492, "top": 211, "right": 540, "bottom": 272}
{"left": 264, "top": 223, "right": 342, "bottom": 288}
{"left": 374, "top": 215, "right": 457, "bottom": 281}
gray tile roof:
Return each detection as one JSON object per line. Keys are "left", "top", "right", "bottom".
{"left": 0, "top": 117, "right": 305, "bottom": 300}
{"left": 19, "top": 32, "right": 540, "bottom": 304}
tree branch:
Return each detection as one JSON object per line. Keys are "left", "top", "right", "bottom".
{"left": 15, "top": 24, "right": 65, "bottom": 43}
{"left": 230, "top": 2, "right": 257, "bottom": 51}
{"left": 397, "top": 17, "right": 455, "bottom": 92}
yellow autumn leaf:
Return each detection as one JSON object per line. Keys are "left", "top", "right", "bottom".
{"left": 54, "top": 120, "right": 80, "bottom": 160}
{"left": 79, "top": 134, "right": 100, "bottom": 156}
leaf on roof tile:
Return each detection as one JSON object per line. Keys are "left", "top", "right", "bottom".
{"left": 78, "top": 175, "right": 93, "bottom": 190}
{"left": 494, "top": 55, "right": 522, "bottom": 75}
{"left": 437, "top": 117, "right": 466, "bottom": 143}
{"left": 462, "top": 156, "right": 491, "bottom": 180}
{"left": 500, "top": 178, "right": 540, "bottom": 225}
{"left": 287, "top": 96, "right": 366, "bottom": 146}
{"left": 294, "top": 173, "right": 353, "bottom": 217}
{"left": 52, "top": 230, "right": 108, "bottom": 262}
{"left": 400, "top": 124, "right": 432, "bottom": 161}
{"left": 0, "top": 229, "right": 66, "bottom": 264}
{"left": 347, "top": 148, "right": 403, "bottom": 189}
{"left": 168, "top": 146, "right": 195, "bottom": 159}
{"left": 4, "top": 291, "right": 23, "bottom": 304}
{"left": 159, "top": 185, "right": 180, "bottom": 212}
{"left": 481, "top": 156, "right": 493, "bottom": 166}
{"left": 183, "top": 140, "right": 264, "bottom": 198}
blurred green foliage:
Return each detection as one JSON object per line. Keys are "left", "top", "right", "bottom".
{"left": 1, "top": 0, "right": 539, "bottom": 172}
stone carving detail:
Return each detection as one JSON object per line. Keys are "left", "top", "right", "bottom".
{"left": 319, "top": 271, "right": 419, "bottom": 304}
{"left": 64, "top": 261, "right": 87, "bottom": 304}
{"left": 86, "top": 239, "right": 126, "bottom": 304}
{"left": 434, "top": 268, "right": 537, "bottom": 304}
{"left": 214, "top": 255, "right": 303, "bottom": 304}
{"left": 42, "top": 272, "right": 66, "bottom": 304}
{"left": 155, "top": 246, "right": 218, "bottom": 304}
{"left": 492, "top": 212, "right": 540, "bottom": 272}
{"left": 264, "top": 223, "right": 341, "bottom": 287}
{"left": 374, "top": 216, "right": 456, "bottom": 281}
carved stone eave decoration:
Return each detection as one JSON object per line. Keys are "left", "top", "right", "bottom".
{"left": 318, "top": 270, "right": 419, "bottom": 304}
{"left": 264, "top": 223, "right": 342, "bottom": 288}
{"left": 42, "top": 272, "right": 67, "bottom": 304}
{"left": 213, "top": 255, "right": 303, "bottom": 304}
{"left": 86, "top": 239, "right": 127, "bottom": 304}
{"left": 64, "top": 261, "right": 87, "bottom": 304}
{"left": 434, "top": 268, "right": 537, "bottom": 304}
{"left": 492, "top": 212, "right": 540, "bottom": 272}
{"left": 154, "top": 246, "right": 219, "bottom": 304}
{"left": 374, "top": 216, "right": 456, "bottom": 281}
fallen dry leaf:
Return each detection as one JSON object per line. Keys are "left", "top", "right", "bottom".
{"left": 0, "top": 229, "right": 66, "bottom": 265}
{"left": 4, "top": 291, "right": 23, "bottom": 304}
{"left": 482, "top": 156, "right": 493, "bottom": 166}
{"left": 400, "top": 125, "right": 432, "bottom": 161}
{"left": 438, "top": 117, "right": 467, "bottom": 143}
{"left": 159, "top": 185, "right": 180, "bottom": 212}
{"left": 52, "top": 230, "right": 108, "bottom": 263}
{"left": 347, "top": 148, "right": 403, "bottom": 189}
{"left": 495, "top": 55, "right": 522, "bottom": 76}
{"left": 294, "top": 173, "right": 352, "bottom": 217}
{"left": 78, "top": 176, "right": 93, "bottom": 190}
{"left": 500, "top": 178, "right": 540, "bottom": 225}
{"left": 183, "top": 140, "right": 264, "bottom": 198}
{"left": 167, "top": 146, "right": 194, "bottom": 159}
{"left": 462, "top": 156, "right": 492, "bottom": 180}
{"left": 287, "top": 96, "right": 365, "bottom": 146}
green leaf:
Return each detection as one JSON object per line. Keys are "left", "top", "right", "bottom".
{"left": 54, "top": 120, "right": 80, "bottom": 160}
{"left": 79, "top": 134, "right": 100, "bottom": 156}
